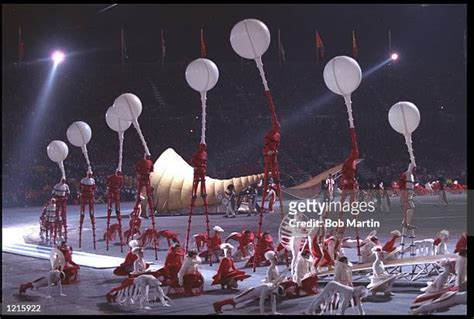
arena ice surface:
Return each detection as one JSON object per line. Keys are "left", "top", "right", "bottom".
{"left": 2, "top": 194, "right": 467, "bottom": 315}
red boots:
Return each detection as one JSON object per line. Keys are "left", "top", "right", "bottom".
{"left": 213, "top": 298, "right": 236, "bottom": 313}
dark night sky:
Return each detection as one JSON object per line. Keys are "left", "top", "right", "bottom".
{"left": 1, "top": 4, "right": 467, "bottom": 66}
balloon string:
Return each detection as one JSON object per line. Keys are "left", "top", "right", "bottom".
{"left": 255, "top": 57, "right": 269, "bottom": 91}
{"left": 200, "top": 92, "right": 207, "bottom": 145}
{"left": 58, "top": 161, "right": 66, "bottom": 180}
{"left": 133, "top": 120, "right": 150, "bottom": 156}
{"left": 404, "top": 134, "right": 416, "bottom": 166}
{"left": 344, "top": 95, "right": 355, "bottom": 128}
{"left": 118, "top": 131, "right": 124, "bottom": 172}
{"left": 81, "top": 145, "right": 92, "bottom": 174}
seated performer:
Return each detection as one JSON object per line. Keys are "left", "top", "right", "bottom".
{"left": 212, "top": 243, "right": 250, "bottom": 289}
{"left": 198, "top": 225, "right": 224, "bottom": 263}
{"left": 113, "top": 235, "right": 148, "bottom": 276}
{"left": 360, "top": 231, "right": 380, "bottom": 264}
{"left": 225, "top": 229, "right": 255, "bottom": 260}
{"left": 433, "top": 230, "right": 449, "bottom": 255}
{"left": 382, "top": 230, "right": 401, "bottom": 260}
{"left": 58, "top": 240, "right": 80, "bottom": 284}
{"left": 367, "top": 246, "right": 398, "bottom": 296}
{"left": 245, "top": 231, "right": 274, "bottom": 268}
{"left": 213, "top": 250, "right": 288, "bottom": 315}
{"left": 293, "top": 250, "right": 319, "bottom": 295}
{"left": 334, "top": 256, "right": 353, "bottom": 287}
{"left": 177, "top": 250, "right": 204, "bottom": 296}
{"left": 130, "top": 247, "right": 149, "bottom": 276}
{"left": 154, "top": 242, "right": 184, "bottom": 286}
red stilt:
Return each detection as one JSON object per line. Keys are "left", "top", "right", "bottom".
{"left": 133, "top": 155, "right": 158, "bottom": 260}
{"left": 106, "top": 197, "right": 112, "bottom": 251}
{"left": 106, "top": 171, "right": 124, "bottom": 252}
{"left": 185, "top": 144, "right": 211, "bottom": 266}
{"left": 78, "top": 213, "right": 85, "bottom": 248}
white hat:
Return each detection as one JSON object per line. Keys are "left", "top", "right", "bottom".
{"left": 264, "top": 250, "right": 276, "bottom": 261}
{"left": 438, "top": 230, "right": 449, "bottom": 237}
{"left": 390, "top": 230, "right": 401, "bottom": 237}
{"left": 213, "top": 226, "right": 224, "bottom": 233}
{"left": 220, "top": 243, "right": 234, "bottom": 251}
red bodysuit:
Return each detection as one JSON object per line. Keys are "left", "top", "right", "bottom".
{"left": 59, "top": 244, "right": 80, "bottom": 284}
{"left": 212, "top": 257, "right": 250, "bottom": 287}
{"left": 246, "top": 233, "right": 274, "bottom": 267}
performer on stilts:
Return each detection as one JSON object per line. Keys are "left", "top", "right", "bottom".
{"left": 322, "top": 56, "right": 363, "bottom": 262}
{"left": 66, "top": 122, "right": 97, "bottom": 249}
{"left": 229, "top": 19, "right": 287, "bottom": 272}
{"left": 106, "top": 170, "right": 124, "bottom": 252}
{"left": 105, "top": 106, "right": 133, "bottom": 252}
{"left": 78, "top": 171, "right": 97, "bottom": 249}
{"left": 52, "top": 178, "right": 70, "bottom": 243}
{"left": 183, "top": 58, "right": 219, "bottom": 266}
{"left": 388, "top": 102, "right": 421, "bottom": 258}
{"left": 112, "top": 93, "right": 159, "bottom": 260}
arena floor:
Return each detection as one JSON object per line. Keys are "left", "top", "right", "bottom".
{"left": 2, "top": 193, "right": 467, "bottom": 315}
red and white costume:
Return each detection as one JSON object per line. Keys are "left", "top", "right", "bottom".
{"left": 225, "top": 230, "right": 255, "bottom": 260}
{"left": 39, "top": 198, "right": 59, "bottom": 242}
{"left": 265, "top": 184, "right": 277, "bottom": 213}
{"left": 399, "top": 163, "right": 416, "bottom": 228}
{"left": 292, "top": 251, "right": 319, "bottom": 295}
{"left": 433, "top": 230, "right": 449, "bottom": 255}
{"left": 59, "top": 242, "right": 80, "bottom": 284}
{"left": 197, "top": 226, "right": 224, "bottom": 263}
{"left": 176, "top": 251, "right": 204, "bottom": 296}
{"left": 52, "top": 179, "right": 70, "bottom": 242}
{"left": 78, "top": 172, "right": 97, "bottom": 249}
{"left": 106, "top": 170, "right": 124, "bottom": 252}
{"left": 154, "top": 243, "right": 185, "bottom": 287}
{"left": 325, "top": 175, "right": 335, "bottom": 201}
{"left": 246, "top": 232, "right": 274, "bottom": 268}
{"left": 382, "top": 230, "right": 401, "bottom": 260}
{"left": 212, "top": 243, "right": 250, "bottom": 289}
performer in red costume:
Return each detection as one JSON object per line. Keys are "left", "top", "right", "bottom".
{"left": 113, "top": 234, "right": 146, "bottom": 276}
{"left": 156, "top": 230, "right": 180, "bottom": 248}
{"left": 225, "top": 230, "right": 255, "bottom": 260}
{"left": 212, "top": 243, "right": 250, "bottom": 289}
{"left": 52, "top": 178, "right": 70, "bottom": 242}
{"left": 58, "top": 240, "right": 80, "bottom": 284}
{"left": 78, "top": 171, "right": 97, "bottom": 249}
{"left": 253, "top": 91, "right": 285, "bottom": 272}
{"left": 177, "top": 250, "right": 204, "bottom": 296}
{"left": 246, "top": 231, "right": 274, "bottom": 268}
{"left": 198, "top": 225, "right": 224, "bottom": 263}
{"left": 185, "top": 143, "right": 213, "bottom": 265}
{"left": 382, "top": 230, "right": 401, "bottom": 253}
{"left": 131, "top": 154, "right": 158, "bottom": 259}
{"left": 106, "top": 170, "right": 124, "bottom": 252}
{"left": 154, "top": 242, "right": 185, "bottom": 286}
{"left": 335, "top": 127, "right": 361, "bottom": 259}
{"left": 454, "top": 232, "right": 467, "bottom": 254}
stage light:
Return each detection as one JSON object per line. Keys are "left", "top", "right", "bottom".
{"left": 52, "top": 50, "right": 65, "bottom": 65}
{"left": 391, "top": 53, "right": 399, "bottom": 61}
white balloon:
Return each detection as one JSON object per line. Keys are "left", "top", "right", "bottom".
{"left": 113, "top": 93, "right": 142, "bottom": 121}
{"left": 230, "top": 18, "right": 271, "bottom": 59}
{"left": 47, "top": 140, "right": 69, "bottom": 162}
{"left": 323, "top": 56, "right": 362, "bottom": 96}
{"left": 106, "top": 106, "right": 132, "bottom": 132}
{"left": 388, "top": 101, "right": 421, "bottom": 134}
{"left": 185, "top": 58, "right": 219, "bottom": 92}
{"left": 66, "top": 121, "right": 92, "bottom": 147}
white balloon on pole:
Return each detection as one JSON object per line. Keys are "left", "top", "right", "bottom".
{"left": 323, "top": 56, "right": 362, "bottom": 96}
{"left": 106, "top": 106, "right": 132, "bottom": 132}
{"left": 185, "top": 58, "right": 219, "bottom": 93}
{"left": 66, "top": 121, "right": 92, "bottom": 147}
{"left": 113, "top": 93, "right": 143, "bottom": 121}
{"left": 47, "top": 140, "right": 69, "bottom": 162}
{"left": 230, "top": 19, "right": 271, "bottom": 59}
{"left": 388, "top": 101, "right": 421, "bottom": 135}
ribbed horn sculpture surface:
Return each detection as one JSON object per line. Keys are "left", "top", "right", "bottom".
{"left": 150, "top": 148, "right": 264, "bottom": 212}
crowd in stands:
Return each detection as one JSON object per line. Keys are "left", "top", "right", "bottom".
{"left": 2, "top": 59, "right": 466, "bottom": 207}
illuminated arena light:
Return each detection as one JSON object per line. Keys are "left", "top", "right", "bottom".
{"left": 52, "top": 50, "right": 65, "bottom": 65}
{"left": 391, "top": 53, "right": 399, "bottom": 60}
